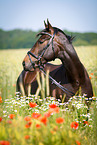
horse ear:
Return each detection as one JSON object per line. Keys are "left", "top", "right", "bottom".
{"left": 44, "top": 20, "right": 48, "bottom": 29}
{"left": 47, "top": 19, "right": 53, "bottom": 33}
{"left": 71, "top": 35, "right": 76, "bottom": 42}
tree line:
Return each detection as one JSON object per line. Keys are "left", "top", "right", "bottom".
{"left": 0, "top": 28, "right": 97, "bottom": 49}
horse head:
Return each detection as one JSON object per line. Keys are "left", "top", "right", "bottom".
{"left": 23, "top": 19, "right": 75, "bottom": 71}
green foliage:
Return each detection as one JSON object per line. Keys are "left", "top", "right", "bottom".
{"left": 63, "top": 30, "right": 97, "bottom": 46}
{"left": 0, "top": 29, "right": 38, "bottom": 49}
{"left": 0, "top": 29, "right": 97, "bottom": 49}
{"left": 91, "top": 103, "right": 97, "bottom": 144}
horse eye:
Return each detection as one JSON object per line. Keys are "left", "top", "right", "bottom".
{"left": 39, "top": 40, "right": 44, "bottom": 44}
{"left": 39, "top": 37, "right": 50, "bottom": 44}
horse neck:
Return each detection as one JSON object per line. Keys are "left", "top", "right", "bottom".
{"left": 57, "top": 42, "right": 93, "bottom": 97}
{"left": 57, "top": 43, "right": 85, "bottom": 83}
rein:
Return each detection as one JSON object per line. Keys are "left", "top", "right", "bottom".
{"left": 27, "top": 31, "right": 75, "bottom": 96}
{"left": 40, "top": 68, "right": 75, "bottom": 96}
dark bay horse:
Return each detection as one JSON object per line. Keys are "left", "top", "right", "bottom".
{"left": 17, "top": 20, "right": 93, "bottom": 101}
{"left": 16, "top": 63, "right": 63, "bottom": 97}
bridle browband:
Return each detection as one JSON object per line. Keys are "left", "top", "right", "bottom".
{"left": 27, "top": 30, "right": 75, "bottom": 96}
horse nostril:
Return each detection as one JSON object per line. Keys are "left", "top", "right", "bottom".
{"left": 22, "top": 61, "right": 25, "bottom": 67}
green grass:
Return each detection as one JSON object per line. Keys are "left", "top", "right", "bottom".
{"left": 0, "top": 46, "right": 97, "bottom": 145}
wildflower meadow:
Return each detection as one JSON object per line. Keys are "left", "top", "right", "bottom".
{"left": 0, "top": 46, "right": 97, "bottom": 145}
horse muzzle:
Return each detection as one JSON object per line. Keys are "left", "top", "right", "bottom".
{"left": 22, "top": 60, "right": 43, "bottom": 72}
{"left": 22, "top": 61, "right": 34, "bottom": 72}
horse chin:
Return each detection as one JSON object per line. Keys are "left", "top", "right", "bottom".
{"left": 23, "top": 65, "right": 35, "bottom": 72}
{"left": 24, "top": 67, "right": 35, "bottom": 72}
{"left": 24, "top": 68, "right": 34, "bottom": 72}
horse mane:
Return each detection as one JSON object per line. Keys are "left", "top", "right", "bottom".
{"left": 53, "top": 27, "right": 75, "bottom": 43}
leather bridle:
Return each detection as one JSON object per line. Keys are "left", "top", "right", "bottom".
{"left": 27, "top": 30, "right": 75, "bottom": 96}
{"left": 27, "top": 31, "right": 55, "bottom": 69}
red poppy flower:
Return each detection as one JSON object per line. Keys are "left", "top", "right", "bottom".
{"left": 36, "top": 124, "right": 41, "bottom": 129}
{"left": 28, "top": 121, "right": 32, "bottom": 126}
{"left": 56, "top": 117, "right": 64, "bottom": 124}
{"left": 24, "top": 135, "right": 30, "bottom": 140}
{"left": 53, "top": 126, "right": 58, "bottom": 131}
{"left": 25, "top": 122, "right": 31, "bottom": 128}
{"left": 13, "top": 84, "right": 16, "bottom": 87}
{"left": 32, "top": 112, "right": 41, "bottom": 119}
{"left": 9, "top": 114, "right": 15, "bottom": 119}
{"left": 48, "top": 108, "right": 54, "bottom": 114}
{"left": 71, "top": 122, "right": 79, "bottom": 129}
{"left": 50, "top": 130, "right": 55, "bottom": 134}
{"left": 29, "top": 102, "right": 37, "bottom": 108}
{"left": 49, "top": 104, "right": 57, "bottom": 108}
{"left": 76, "top": 140, "right": 81, "bottom": 145}
{"left": 54, "top": 107, "right": 60, "bottom": 113}
{"left": 7, "top": 120, "right": 12, "bottom": 124}
{"left": 25, "top": 124, "right": 30, "bottom": 128}
{"left": 89, "top": 76, "right": 92, "bottom": 79}
{"left": 83, "top": 121, "right": 89, "bottom": 125}
{"left": 90, "top": 73, "right": 93, "bottom": 75}
{"left": 0, "top": 117, "right": 2, "bottom": 122}
{"left": 24, "top": 116, "right": 31, "bottom": 121}
{"left": 48, "top": 107, "right": 60, "bottom": 115}
{"left": 0, "top": 96, "right": 3, "bottom": 103}
{"left": 0, "top": 140, "right": 10, "bottom": 145}
{"left": 40, "top": 116, "right": 48, "bottom": 125}
{"left": 44, "top": 112, "right": 51, "bottom": 118}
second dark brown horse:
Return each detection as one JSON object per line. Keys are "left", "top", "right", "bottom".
{"left": 17, "top": 62, "right": 70, "bottom": 101}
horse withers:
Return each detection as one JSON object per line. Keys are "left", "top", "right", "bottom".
{"left": 17, "top": 20, "right": 93, "bottom": 102}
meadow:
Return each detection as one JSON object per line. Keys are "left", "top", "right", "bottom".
{"left": 0, "top": 46, "right": 97, "bottom": 145}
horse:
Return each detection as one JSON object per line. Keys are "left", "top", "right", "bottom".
{"left": 16, "top": 20, "right": 93, "bottom": 102}
{"left": 16, "top": 63, "right": 63, "bottom": 97}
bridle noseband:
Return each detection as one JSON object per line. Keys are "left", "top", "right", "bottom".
{"left": 27, "top": 31, "right": 55, "bottom": 70}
